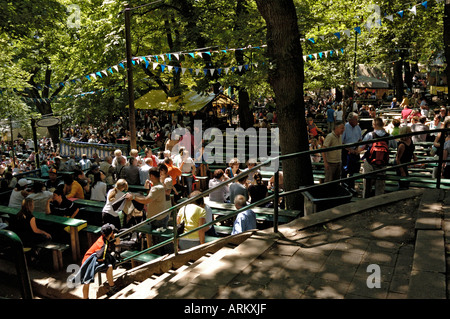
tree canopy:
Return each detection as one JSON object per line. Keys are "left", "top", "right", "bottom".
{"left": 0, "top": 0, "right": 445, "bottom": 133}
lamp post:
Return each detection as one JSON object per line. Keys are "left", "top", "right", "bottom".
{"left": 124, "top": 3, "right": 137, "bottom": 150}
{"left": 122, "top": 1, "right": 163, "bottom": 151}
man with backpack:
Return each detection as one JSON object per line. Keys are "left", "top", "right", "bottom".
{"left": 358, "top": 117, "right": 397, "bottom": 198}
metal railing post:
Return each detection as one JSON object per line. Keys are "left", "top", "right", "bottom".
{"left": 436, "top": 131, "right": 446, "bottom": 189}
{"left": 172, "top": 209, "right": 179, "bottom": 256}
{"left": 273, "top": 169, "right": 279, "bottom": 233}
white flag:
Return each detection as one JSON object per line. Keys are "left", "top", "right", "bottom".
{"left": 344, "top": 30, "right": 351, "bottom": 37}
{"left": 409, "top": 5, "right": 416, "bottom": 15}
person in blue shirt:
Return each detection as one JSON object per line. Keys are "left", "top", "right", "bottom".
{"left": 326, "top": 105, "right": 335, "bottom": 133}
{"left": 341, "top": 112, "right": 362, "bottom": 190}
{"left": 231, "top": 195, "right": 256, "bottom": 235}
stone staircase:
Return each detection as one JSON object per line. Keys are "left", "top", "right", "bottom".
{"left": 4, "top": 188, "right": 449, "bottom": 299}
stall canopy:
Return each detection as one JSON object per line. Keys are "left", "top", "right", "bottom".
{"left": 356, "top": 64, "right": 389, "bottom": 89}
{"left": 128, "top": 90, "right": 216, "bottom": 112}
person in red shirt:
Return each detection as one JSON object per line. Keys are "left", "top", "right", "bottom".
{"left": 77, "top": 223, "right": 120, "bottom": 299}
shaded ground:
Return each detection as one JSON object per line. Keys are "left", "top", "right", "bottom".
{"left": 215, "top": 196, "right": 421, "bottom": 299}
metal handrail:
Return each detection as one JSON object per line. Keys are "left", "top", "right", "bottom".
{"left": 0, "top": 230, "right": 33, "bottom": 299}
{"left": 115, "top": 127, "right": 449, "bottom": 265}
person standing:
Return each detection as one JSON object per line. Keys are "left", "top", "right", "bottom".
{"left": 176, "top": 190, "right": 207, "bottom": 250}
{"left": 341, "top": 113, "right": 362, "bottom": 190}
{"left": 395, "top": 126, "right": 419, "bottom": 189}
{"left": 134, "top": 168, "right": 168, "bottom": 229}
{"left": 326, "top": 105, "right": 335, "bottom": 133}
{"left": 358, "top": 117, "right": 397, "bottom": 198}
{"left": 322, "top": 121, "right": 345, "bottom": 183}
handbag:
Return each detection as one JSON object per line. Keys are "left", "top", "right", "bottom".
{"left": 177, "top": 206, "right": 187, "bottom": 234}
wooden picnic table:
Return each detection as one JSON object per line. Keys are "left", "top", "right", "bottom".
{"left": 0, "top": 205, "right": 87, "bottom": 262}
{"left": 203, "top": 198, "right": 300, "bottom": 220}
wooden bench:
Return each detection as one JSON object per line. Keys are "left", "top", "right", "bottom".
{"left": 35, "top": 241, "right": 70, "bottom": 271}
{"left": 0, "top": 205, "right": 87, "bottom": 262}
{"left": 80, "top": 224, "right": 102, "bottom": 247}
{"left": 120, "top": 250, "right": 161, "bottom": 267}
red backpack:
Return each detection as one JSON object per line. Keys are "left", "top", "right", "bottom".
{"left": 367, "top": 132, "right": 389, "bottom": 166}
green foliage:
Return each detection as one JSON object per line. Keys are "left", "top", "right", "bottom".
{"left": 0, "top": 0, "right": 445, "bottom": 132}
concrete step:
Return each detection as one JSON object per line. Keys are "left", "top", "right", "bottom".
{"left": 408, "top": 229, "right": 447, "bottom": 299}
{"left": 415, "top": 189, "right": 444, "bottom": 230}
{"left": 153, "top": 246, "right": 236, "bottom": 299}
{"left": 154, "top": 234, "right": 277, "bottom": 299}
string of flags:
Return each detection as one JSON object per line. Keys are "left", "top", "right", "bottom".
{"left": 0, "top": 0, "right": 442, "bottom": 100}
{"left": 304, "top": 0, "right": 434, "bottom": 45}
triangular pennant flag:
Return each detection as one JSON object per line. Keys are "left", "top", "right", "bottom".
{"left": 409, "top": 5, "right": 416, "bottom": 15}
{"left": 142, "top": 56, "right": 149, "bottom": 68}
{"left": 203, "top": 69, "right": 208, "bottom": 76}
{"left": 253, "top": 63, "right": 258, "bottom": 68}
{"left": 244, "top": 64, "right": 249, "bottom": 70}
{"left": 76, "top": 78, "right": 82, "bottom": 83}
{"left": 119, "top": 63, "right": 125, "bottom": 69}
{"left": 181, "top": 68, "right": 187, "bottom": 75}
{"left": 318, "top": 52, "right": 323, "bottom": 59}
{"left": 167, "top": 54, "right": 172, "bottom": 60}
{"left": 334, "top": 32, "right": 341, "bottom": 40}
{"left": 160, "top": 54, "right": 165, "bottom": 61}
{"left": 108, "top": 68, "right": 114, "bottom": 74}
{"left": 167, "top": 65, "right": 173, "bottom": 72}
{"left": 324, "top": 51, "right": 328, "bottom": 58}
{"left": 421, "top": 1, "right": 427, "bottom": 9}
{"left": 90, "top": 73, "right": 96, "bottom": 80}
{"left": 238, "top": 65, "right": 243, "bottom": 72}
{"left": 231, "top": 67, "right": 236, "bottom": 73}
{"left": 189, "top": 68, "right": 193, "bottom": 74}
{"left": 308, "top": 38, "right": 315, "bottom": 44}
{"left": 152, "top": 63, "right": 158, "bottom": 70}
{"left": 188, "top": 53, "right": 195, "bottom": 58}
{"left": 132, "top": 60, "right": 136, "bottom": 65}
{"left": 313, "top": 53, "right": 317, "bottom": 59}
{"left": 386, "top": 15, "right": 394, "bottom": 22}
{"left": 217, "top": 68, "right": 222, "bottom": 75}
{"left": 102, "top": 70, "right": 108, "bottom": 77}
{"left": 96, "top": 72, "right": 102, "bottom": 78}
{"left": 113, "top": 65, "right": 119, "bottom": 72}
{"left": 319, "top": 36, "right": 325, "bottom": 41}
{"left": 86, "top": 75, "right": 91, "bottom": 81}
{"left": 224, "top": 68, "right": 230, "bottom": 74}
{"left": 196, "top": 52, "right": 203, "bottom": 58}
{"left": 204, "top": 51, "right": 211, "bottom": 56}
{"left": 330, "top": 50, "right": 333, "bottom": 57}
{"left": 308, "top": 54, "right": 313, "bottom": 60}
{"left": 397, "top": 10, "right": 404, "bottom": 17}
{"left": 344, "top": 30, "right": 351, "bottom": 37}
{"left": 174, "top": 66, "right": 179, "bottom": 73}
{"left": 173, "top": 53, "right": 179, "bottom": 60}
{"left": 209, "top": 69, "right": 214, "bottom": 76}
{"left": 340, "top": 48, "right": 344, "bottom": 54}
{"left": 160, "top": 65, "right": 166, "bottom": 72}
{"left": 354, "top": 26, "right": 361, "bottom": 34}
{"left": 195, "top": 69, "right": 201, "bottom": 75}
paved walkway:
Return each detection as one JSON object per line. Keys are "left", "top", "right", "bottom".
{"left": 153, "top": 188, "right": 449, "bottom": 299}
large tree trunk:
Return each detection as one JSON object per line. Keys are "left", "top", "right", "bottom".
{"left": 255, "top": 0, "right": 314, "bottom": 211}
{"left": 444, "top": 1, "right": 450, "bottom": 99}
{"left": 394, "top": 59, "right": 404, "bottom": 101}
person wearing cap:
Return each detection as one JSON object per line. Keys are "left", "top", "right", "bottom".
{"left": 45, "top": 168, "right": 63, "bottom": 193}
{"left": 8, "top": 178, "right": 31, "bottom": 209}
{"left": 47, "top": 188, "right": 80, "bottom": 218}
{"left": 75, "top": 223, "right": 120, "bottom": 299}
